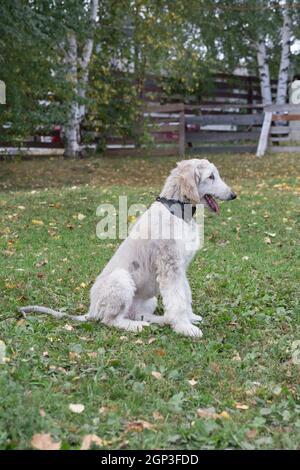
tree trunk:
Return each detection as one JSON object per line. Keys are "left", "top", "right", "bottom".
{"left": 64, "top": 33, "right": 81, "bottom": 158}
{"left": 64, "top": 101, "right": 81, "bottom": 158}
{"left": 276, "top": 3, "right": 292, "bottom": 105}
{"left": 64, "top": 0, "right": 99, "bottom": 158}
{"left": 256, "top": 38, "right": 272, "bottom": 106}
{"left": 78, "top": 0, "right": 99, "bottom": 122}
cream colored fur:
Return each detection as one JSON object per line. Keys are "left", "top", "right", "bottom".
{"left": 20, "top": 159, "right": 236, "bottom": 337}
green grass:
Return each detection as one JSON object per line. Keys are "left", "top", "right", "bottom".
{"left": 0, "top": 153, "right": 300, "bottom": 450}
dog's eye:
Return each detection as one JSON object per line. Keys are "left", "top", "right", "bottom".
{"left": 209, "top": 174, "right": 215, "bottom": 180}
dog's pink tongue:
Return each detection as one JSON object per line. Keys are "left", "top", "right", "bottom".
{"left": 204, "top": 194, "right": 220, "bottom": 214}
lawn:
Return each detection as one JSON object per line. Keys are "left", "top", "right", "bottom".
{"left": 0, "top": 152, "right": 299, "bottom": 450}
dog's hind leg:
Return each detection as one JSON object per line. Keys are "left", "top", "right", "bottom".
{"left": 130, "top": 297, "right": 166, "bottom": 325}
{"left": 90, "top": 269, "right": 150, "bottom": 332}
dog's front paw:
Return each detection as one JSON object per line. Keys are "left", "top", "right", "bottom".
{"left": 173, "top": 321, "right": 203, "bottom": 338}
{"left": 190, "top": 313, "right": 203, "bottom": 324}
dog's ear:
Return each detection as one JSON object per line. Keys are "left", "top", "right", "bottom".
{"left": 177, "top": 161, "right": 201, "bottom": 203}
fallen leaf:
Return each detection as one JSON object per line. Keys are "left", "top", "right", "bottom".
{"left": 39, "top": 409, "right": 46, "bottom": 418}
{"left": 151, "top": 371, "right": 162, "bottom": 380}
{"left": 48, "top": 229, "right": 58, "bottom": 237}
{"left": 265, "top": 231, "right": 276, "bottom": 238}
{"left": 264, "top": 237, "right": 272, "bottom": 245}
{"left": 64, "top": 324, "right": 74, "bottom": 331}
{"left": 69, "top": 403, "right": 85, "bottom": 414}
{"left": 31, "top": 219, "right": 44, "bottom": 225}
{"left": 219, "top": 411, "right": 230, "bottom": 419}
{"left": 153, "top": 411, "right": 164, "bottom": 421}
{"left": 69, "top": 351, "right": 80, "bottom": 360}
{"left": 232, "top": 352, "right": 242, "bottom": 361}
{"left": 80, "top": 434, "right": 104, "bottom": 450}
{"left": 188, "top": 378, "right": 198, "bottom": 386}
{"left": 197, "top": 407, "right": 230, "bottom": 420}
{"left": 5, "top": 282, "right": 17, "bottom": 289}
{"left": 99, "top": 406, "right": 109, "bottom": 415}
{"left": 125, "top": 420, "right": 155, "bottom": 433}
{"left": 235, "top": 403, "right": 249, "bottom": 410}
{"left": 134, "top": 339, "right": 144, "bottom": 345}
{"left": 87, "top": 352, "right": 97, "bottom": 358}
{"left": 154, "top": 348, "right": 166, "bottom": 356}
{"left": 148, "top": 337, "right": 156, "bottom": 344}
{"left": 35, "top": 259, "right": 48, "bottom": 268}
{"left": 31, "top": 433, "right": 61, "bottom": 450}
{"left": 197, "top": 408, "right": 222, "bottom": 420}
{"left": 246, "top": 429, "right": 257, "bottom": 439}
{"left": 77, "top": 213, "right": 86, "bottom": 221}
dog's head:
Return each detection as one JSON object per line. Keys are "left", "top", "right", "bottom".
{"left": 176, "top": 159, "right": 236, "bottom": 214}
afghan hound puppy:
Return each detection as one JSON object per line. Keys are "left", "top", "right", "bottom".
{"left": 20, "top": 159, "right": 236, "bottom": 337}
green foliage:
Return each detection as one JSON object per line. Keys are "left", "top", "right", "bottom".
{"left": 1, "top": 1, "right": 299, "bottom": 146}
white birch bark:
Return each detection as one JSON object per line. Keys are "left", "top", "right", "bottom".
{"left": 64, "top": 33, "right": 81, "bottom": 158}
{"left": 256, "top": 38, "right": 272, "bottom": 106}
{"left": 78, "top": 0, "right": 99, "bottom": 122}
{"left": 64, "top": 0, "right": 99, "bottom": 158}
{"left": 276, "top": 2, "right": 292, "bottom": 105}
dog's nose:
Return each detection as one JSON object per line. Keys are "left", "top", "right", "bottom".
{"left": 229, "top": 192, "right": 237, "bottom": 200}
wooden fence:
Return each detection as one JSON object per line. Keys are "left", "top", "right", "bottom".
{"left": 256, "top": 104, "right": 300, "bottom": 156}
{"left": 141, "top": 72, "right": 277, "bottom": 108}
{"left": 2, "top": 73, "right": 299, "bottom": 157}
{"left": 102, "top": 73, "right": 270, "bottom": 156}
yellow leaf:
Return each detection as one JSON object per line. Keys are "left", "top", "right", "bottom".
{"left": 219, "top": 411, "right": 230, "bottom": 419}
{"left": 5, "top": 283, "right": 16, "bottom": 289}
{"left": 32, "top": 219, "right": 44, "bottom": 225}
{"left": 197, "top": 408, "right": 229, "bottom": 420}
{"left": 235, "top": 403, "right": 249, "bottom": 410}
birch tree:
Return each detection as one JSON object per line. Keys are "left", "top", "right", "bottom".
{"left": 199, "top": 1, "right": 296, "bottom": 107}
{"left": 255, "top": 38, "right": 272, "bottom": 105}
{"left": 64, "top": 0, "right": 99, "bottom": 158}
{"left": 276, "top": 1, "right": 292, "bottom": 105}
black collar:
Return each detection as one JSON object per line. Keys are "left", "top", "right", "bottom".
{"left": 156, "top": 196, "right": 196, "bottom": 222}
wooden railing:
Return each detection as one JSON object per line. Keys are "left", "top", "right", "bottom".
{"left": 2, "top": 103, "right": 299, "bottom": 158}
{"left": 257, "top": 104, "right": 300, "bottom": 156}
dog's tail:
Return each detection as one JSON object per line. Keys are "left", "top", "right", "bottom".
{"left": 18, "top": 305, "right": 88, "bottom": 322}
